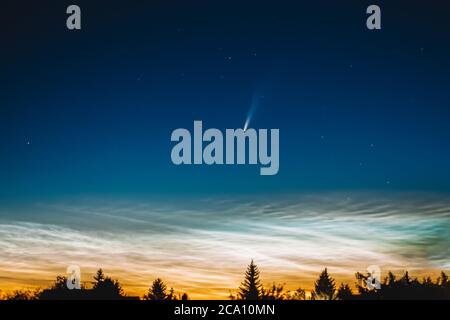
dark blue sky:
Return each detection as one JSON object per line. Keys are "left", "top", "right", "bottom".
{"left": 1, "top": 0, "right": 450, "bottom": 200}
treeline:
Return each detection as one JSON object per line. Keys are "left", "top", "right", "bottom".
{"left": 1, "top": 261, "right": 449, "bottom": 300}
{"left": 0, "top": 269, "right": 188, "bottom": 301}
{"left": 231, "top": 261, "right": 450, "bottom": 300}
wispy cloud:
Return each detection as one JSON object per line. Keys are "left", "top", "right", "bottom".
{"left": 0, "top": 192, "right": 449, "bottom": 298}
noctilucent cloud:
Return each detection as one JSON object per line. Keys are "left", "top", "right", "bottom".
{"left": 1, "top": 1, "right": 450, "bottom": 297}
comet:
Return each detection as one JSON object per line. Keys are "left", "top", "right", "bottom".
{"left": 243, "top": 94, "right": 261, "bottom": 132}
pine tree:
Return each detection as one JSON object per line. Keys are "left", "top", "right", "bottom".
{"left": 438, "top": 272, "right": 448, "bottom": 286}
{"left": 91, "top": 269, "right": 123, "bottom": 299}
{"left": 385, "top": 271, "right": 396, "bottom": 287}
{"left": 401, "top": 271, "right": 411, "bottom": 285}
{"left": 238, "top": 260, "right": 262, "bottom": 300}
{"left": 336, "top": 283, "right": 353, "bottom": 300}
{"left": 145, "top": 278, "right": 168, "bottom": 300}
{"left": 167, "top": 288, "right": 176, "bottom": 300}
{"left": 52, "top": 275, "right": 69, "bottom": 290}
{"left": 181, "top": 293, "right": 189, "bottom": 300}
{"left": 312, "top": 268, "right": 336, "bottom": 300}
{"left": 93, "top": 269, "right": 105, "bottom": 288}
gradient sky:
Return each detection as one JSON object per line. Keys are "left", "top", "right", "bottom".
{"left": 1, "top": 1, "right": 450, "bottom": 298}
{"left": 1, "top": 0, "right": 450, "bottom": 199}
{"left": 1, "top": 193, "right": 449, "bottom": 298}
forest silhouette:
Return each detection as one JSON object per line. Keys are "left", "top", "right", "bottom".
{"left": 1, "top": 261, "right": 449, "bottom": 300}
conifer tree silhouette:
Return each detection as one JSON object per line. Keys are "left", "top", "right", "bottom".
{"left": 93, "top": 269, "right": 105, "bottom": 285}
{"left": 238, "top": 260, "right": 262, "bottom": 300}
{"left": 438, "top": 271, "right": 450, "bottom": 299}
{"left": 2, "top": 267, "right": 450, "bottom": 300}
{"left": 167, "top": 287, "right": 176, "bottom": 301}
{"left": 312, "top": 268, "right": 336, "bottom": 300}
{"left": 181, "top": 293, "right": 189, "bottom": 300}
{"left": 145, "top": 278, "right": 168, "bottom": 300}
{"left": 38, "top": 275, "right": 72, "bottom": 300}
{"left": 91, "top": 269, "right": 124, "bottom": 299}
{"left": 438, "top": 271, "right": 448, "bottom": 287}
{"left": 336, "top": 283, "right": 353, "bottom": 300}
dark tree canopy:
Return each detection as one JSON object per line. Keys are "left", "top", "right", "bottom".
{"left": 312, "top": 268, "right": 336, "bottom": 300}
{"left": 336, "top": 283, "right": 354, "bottom": 300}
{"left": 2, "top": 266, "right": 450, "bottom": 300}
{"left": 261, "top": 283, "right": 286, "bottom": 300}
{"left": 145, "top": 278, "right": 168, "bottom": 300}
{"left": 91, "top": 269, "right": 124, "bottom": 299}
{"left": 238, "top": 260, "right": 262, "bottom": 300}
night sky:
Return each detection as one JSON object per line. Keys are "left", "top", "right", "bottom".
{"left": 1, "top": 1, "right": 450, "bottom": 298}
{"left": 1, "top": 0, "right": 449, "bottom": 200}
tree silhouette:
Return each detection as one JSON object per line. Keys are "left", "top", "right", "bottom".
{"left": 5, "top": 289, "right": 39, "bottom": 300}
{"left": 336, "top": 283, "right": 353, "bottom": 300}
{"left": 438, "top": 271, "right": 448, "bottom": 287}
{"left": 438, "top": 271, "right": 450, "bottom": 299}
{"left": 91, "top": 269, "right": 124, "bottom": 299}
{"left": 288, "top": 288, "right": 307, "bottom": 300}
{"left": 93, "top": 269, "right": 105, "bottom": 283}
{"left": 145, "top": 278, "right": 168, "bottom": 300}
{"left": 2, "top": 266, "right": 450, "bottom": 300}
{"left": 261, "top": 283, "right": 286, "bottom": 300}
{"left": 238, "top": 260, "right": 262, "bottom": 300}
{"left": 355, "top": 271, "right": 380, "bottom": 299}
{"left": 311, "top": 268, "right": 336, "bottom": 300}
{"left": 355, "top": 270, "right": 450, "bottom": 300}
{"left": 181, "top": 293, "right": 189, "bottom": 300}
{"left": 167, "top": 287, "right": 176, "bottom": 301}
{"left": 38, "top": 275, "right": 73, "bottom": 300}
{"left": 143, "top": 278, "right": 186, "bottom": 300}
